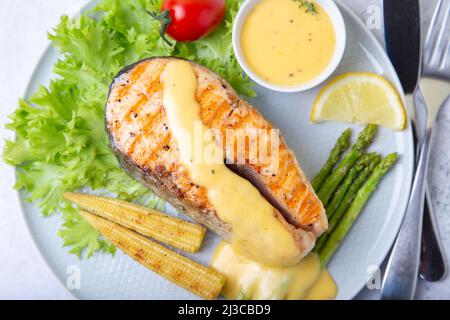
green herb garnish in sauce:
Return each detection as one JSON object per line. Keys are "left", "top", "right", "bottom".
{"left": 293, "top": 0, "right": 316, "bottom": 14}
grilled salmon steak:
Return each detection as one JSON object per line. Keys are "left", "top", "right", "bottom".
{"left": 106, "top": 57, "right": 327, "bottom": 266}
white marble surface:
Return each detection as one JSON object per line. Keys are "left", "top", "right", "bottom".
{"left": 0, "top": 0, "right": 448, "bottom": 300}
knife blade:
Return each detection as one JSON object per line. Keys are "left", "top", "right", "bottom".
{"left": 384, "top": 0, "right": 421, "bottom": 94}
{"left": 384, "top": 0, "right": 425, "bottom": 143}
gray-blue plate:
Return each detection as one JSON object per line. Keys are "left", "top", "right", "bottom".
{"left": 18, "top": 1, "right": 414, "bottom": 299}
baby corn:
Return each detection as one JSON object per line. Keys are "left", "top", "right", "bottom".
{"left": 64, "top": 192, "right": 205, "bottom": 253}
{"left": 79, "top": 210, "right": 225, "bottom": 299}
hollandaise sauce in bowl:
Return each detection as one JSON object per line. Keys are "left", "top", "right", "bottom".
{"left": 233, "top": 0, "right": 346, "bottom": 92}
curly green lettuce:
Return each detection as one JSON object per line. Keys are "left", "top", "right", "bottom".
{"left": 3, "top": 0, "right": 254, "bottom": 258}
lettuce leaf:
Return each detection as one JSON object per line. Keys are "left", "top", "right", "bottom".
{"left": 3, "top": 0, "right": 253, "bottom": 258}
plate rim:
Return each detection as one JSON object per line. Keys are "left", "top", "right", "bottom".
{"left": 15, "top": 0, "right": 414, "bottom": 300}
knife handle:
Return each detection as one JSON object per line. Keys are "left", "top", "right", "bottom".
{"left": 381, "top": 129, "right": 431, "bottom": 300}
{"left": 420, "top": 187, "right": 448, "bottom": 281}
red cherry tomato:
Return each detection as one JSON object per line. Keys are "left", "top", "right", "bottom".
{"left": 155, "top": 0, "right": 226, "bottom": 42}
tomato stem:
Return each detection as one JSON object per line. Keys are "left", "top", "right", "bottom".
{"left": 147, "top": 10, "right": 174, "bottom": 46}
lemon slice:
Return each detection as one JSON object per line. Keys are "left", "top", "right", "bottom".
{"left": 311, "top": 73, "right": 407, "bottom": 130}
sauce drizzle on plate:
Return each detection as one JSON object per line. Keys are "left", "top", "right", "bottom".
{"left": 212, "top": 242, "right": 337, "bottom": 300}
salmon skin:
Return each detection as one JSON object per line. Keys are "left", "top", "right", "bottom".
{"left": 106, "top": 57, "right": 327, "bottom": 258}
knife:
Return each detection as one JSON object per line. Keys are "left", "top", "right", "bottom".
{"left": 382, "top": 0, "right": 443, "bottom": 299}
{"left": 382, "top": 0, "right": 423, "bottom": 299}
{"left": 383, "top": 0, "right": 446, "bottom": 285}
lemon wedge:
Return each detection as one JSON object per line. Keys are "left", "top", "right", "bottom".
{"left": 311, "top": 73, "right": 407, "bottom": 130}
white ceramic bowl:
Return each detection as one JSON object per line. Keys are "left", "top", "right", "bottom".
{"left": 233, "top": 0, "right": 347, "bottom": 93}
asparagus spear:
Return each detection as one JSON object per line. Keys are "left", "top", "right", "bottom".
{"left": 314, "top": 154, "right": 382, "bottom": 252}
{"left": 317, "top": 124, "right": 378, "bottom": 206}
{"left": 319, "top": 153, "right": 398, "bottom": 266}
{"left": 329, "top": 154, "right": 382, "bottom": 231}
{"left": 326, "top": 152, "right": 378, "bottom": 219}
{"left": 311, "top": 128, "right": 351, "bottom": 191}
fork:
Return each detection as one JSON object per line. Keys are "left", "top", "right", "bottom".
{"left": 418, "top": 0, "right": 450, "bottom": 283}
{"left": 381, "top": 0, "right": 449, "bottom": 299}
